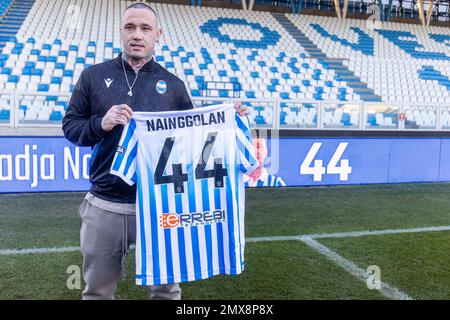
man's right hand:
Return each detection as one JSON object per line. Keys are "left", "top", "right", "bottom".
{"left": 101, "top": 104, "right": 133, "bottom": 132}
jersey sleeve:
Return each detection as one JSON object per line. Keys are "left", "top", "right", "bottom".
{"left": 235, "top": 113, "right": 259, "bottom": 175}
{"left": 110, "top": 119, "right": 138, "bottom": 186}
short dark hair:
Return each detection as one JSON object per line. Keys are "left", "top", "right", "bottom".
{"left": 124, "top": 2, "right": 158, "bottom": 20}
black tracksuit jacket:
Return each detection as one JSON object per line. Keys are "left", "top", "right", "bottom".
{"left": 62, "top": 53, "right": 194, "bottom": 203}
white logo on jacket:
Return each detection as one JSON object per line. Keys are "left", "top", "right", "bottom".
{"left": 104, "top": 78, "right": 113, "bottom": 88}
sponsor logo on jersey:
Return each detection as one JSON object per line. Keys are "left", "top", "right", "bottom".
{"left": 160, "top": 210, "right": 226, "bottom": 228}
{"left": 156, "top": 80, "right": 167, "bottom": 94}
{"left": 117, "top": 145, "right": 126, "bottom": 154}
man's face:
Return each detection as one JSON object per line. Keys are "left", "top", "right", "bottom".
{"left": 120, "top": 8, "right": 161, "bottom": 60}
{"left": 253, "top": 138, "right": 268, "bottom": 166}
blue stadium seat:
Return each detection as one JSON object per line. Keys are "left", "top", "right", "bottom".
{"left": 8, "top": 75, "right": 19, "bottom": 82}
{"left": 254, "top": 115, "right": 266, "bottom": 125}
{"left": 1, "top": 68, "right": 12, "bottom": 75}
{"left": 191, "top": 90, "right": 201, "bottom": 97}
{"left": 49, "top": 111, "right": 62, "bottom": 122}
{"left": 38, "top": 84, "right": 49, "bottom": 92}
{"left": 0, "top": 110, "right": 10, "bottom": 121}
{"left": 246, "top": 91, "right": 256, "bottom": 99}
{"left": 32, "top": 69, "right": 43, "bottom": 76}
{"left": 51, "top": 77, "right": 62, "bottom": 84}
{"left": 291, "top": 86, "right": 300, "bottom": 93}
{"left": 219, "top": 90, "right": 229, "bottom": 97}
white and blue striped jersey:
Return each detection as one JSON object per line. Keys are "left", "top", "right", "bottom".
{"left": 110, "top": 103, "right": 258, "bottom": 286}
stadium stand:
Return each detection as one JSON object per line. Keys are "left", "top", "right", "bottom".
{"left": 0, "top": 0, "right": 33, "bottom": 50}
{"left": 0, "top": 0, "right": 449, "bottom": 130}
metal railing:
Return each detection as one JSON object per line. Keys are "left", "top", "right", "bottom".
{"left": 1, "top": 89, "right": 450, "bottom": 131}
{"left": 0, "top": 90, "right": 71, "bottom": 128}
{"left": 192, "top": 97, "right": 450, "bottom": 131}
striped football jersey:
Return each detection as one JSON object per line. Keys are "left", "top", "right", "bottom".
{"left": 110, "top": 103, "right": 258, "bottom": 285}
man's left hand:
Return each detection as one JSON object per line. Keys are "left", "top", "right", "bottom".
{"left": 234, "top": 101, "right": 249, "bottom": 116}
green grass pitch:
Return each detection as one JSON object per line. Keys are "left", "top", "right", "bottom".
{"left": 1, "top": 183, "right": 450, "bottom": 299}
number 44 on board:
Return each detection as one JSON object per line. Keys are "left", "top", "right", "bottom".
{"left": 300, "top": 142, "right": 352, "bottom": 182}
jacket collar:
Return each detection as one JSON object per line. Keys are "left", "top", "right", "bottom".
{"left": 114, "top": 52, "right": 157, "bottom": 73}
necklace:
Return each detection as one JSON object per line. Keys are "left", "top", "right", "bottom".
{"left": 122, "top": 58, "right": 139, "bottom": 97}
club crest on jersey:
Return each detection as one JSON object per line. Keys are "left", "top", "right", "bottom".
{"left": 160, "top": 210, "right": 226, "bottom": 229}
{"left": 156, "top": 80, "right": 167, "bottom": 94}
{"left": 117, "top": 145, "right": 126, "bottom": 154}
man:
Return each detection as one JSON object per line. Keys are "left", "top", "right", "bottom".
{"left": 63, "top": 3, "right": 247, "bottom": 300}
{"left": 244, "top": 138, "right": 286, "bottom": 187}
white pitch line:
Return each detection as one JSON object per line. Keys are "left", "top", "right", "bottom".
{"left": 245, "top": 225, "right": 450, "bottom": 243}
{"left": 301, "top": 237, "right": 414, "bottom": 300}
{"left": 0, "top": 245, "right": 137, "bottom": 256}
{"left": 246, "top": 235, "right": 302, "bottom": 243}
{"left": 0, "top": 246, "right": 80, "bottom": 255}
{"left": 307, "top": 225, "right": 450, "bottom": 240}
{"left": 3, "top": 225, "right": 450, "bottom": 255}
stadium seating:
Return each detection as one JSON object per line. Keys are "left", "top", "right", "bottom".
{"left": 0, "top": 0, "right": 449, "bottom": 129}
{"left": 0, "top": 0, "right": 33, "bottom": 49}
{"left": 0, "top": 0, "right": 13, "bottom": 17}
